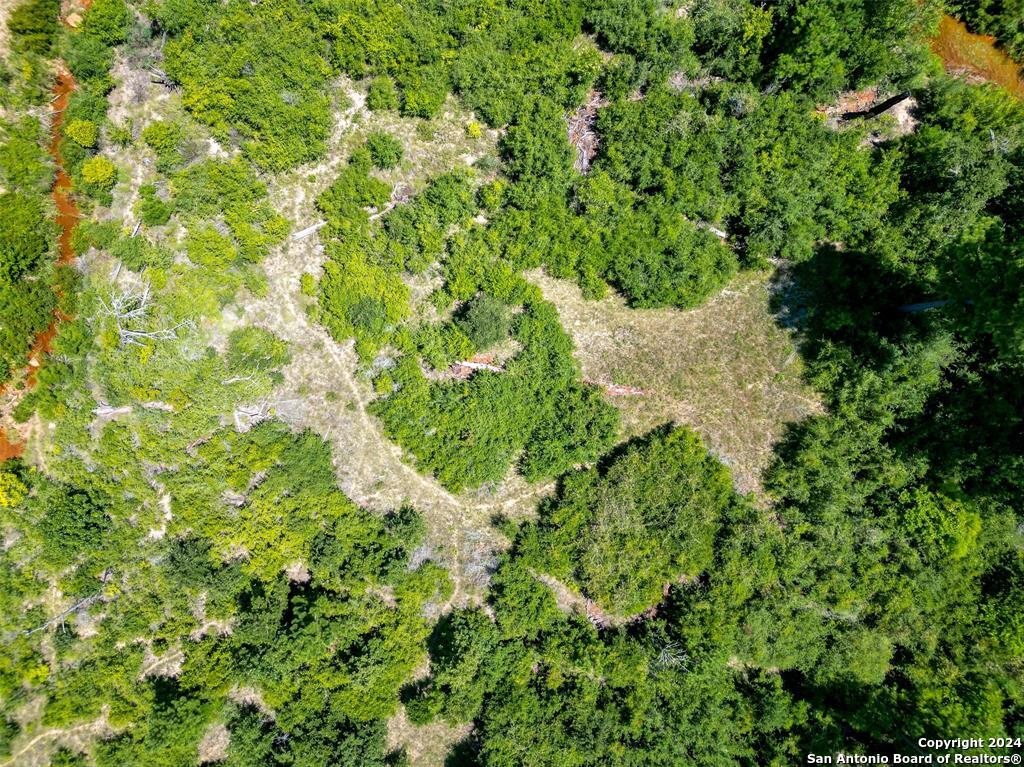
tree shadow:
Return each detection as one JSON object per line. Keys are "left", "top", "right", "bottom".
{"left": 768, "top": 243, "right": 938, "bottom": 379}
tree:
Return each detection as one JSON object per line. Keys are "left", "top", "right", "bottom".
{"left": 6, "top": 0, "right": 60, "bottom": 55}
{"left": 454, "top": 294, "right": 510, "bottom": 349}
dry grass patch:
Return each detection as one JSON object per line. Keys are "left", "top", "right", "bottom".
{"left": 387, "top": 706, "right": 472, "bottom": 767}
{"left": 528, "top": 268, "right": 821, "bottom": 495}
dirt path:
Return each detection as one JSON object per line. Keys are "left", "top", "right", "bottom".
{"left": 244, "top": 84, "right": 547, "bottom": 606}
{"left": 1, "top": 716, "right": 110, "bottom": 767}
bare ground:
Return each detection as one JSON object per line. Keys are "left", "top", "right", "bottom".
{"left": 387, "top": 706, "right": 472, "bottom": 767}
{"left": 527, "top": 268, "right": 821, "bottom": 495}
{"left": 1, "top": 714, "right": 111, "bottom": 767}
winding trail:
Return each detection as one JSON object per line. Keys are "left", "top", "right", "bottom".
{"left": 243, "top": 86, "right": 549, "bottom": 603}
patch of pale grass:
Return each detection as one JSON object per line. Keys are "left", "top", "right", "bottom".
{"left": 528, "top": 268, "right": 822, "bottom": 495}
{"left": 387, "top": 705, "right": 472, "bottom": 767}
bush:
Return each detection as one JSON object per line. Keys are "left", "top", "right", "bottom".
{"left": 455, "top": 294, "right": 510, "bottom": 349}
{"left": 64, "top": 119, "right": 98, "bottom": 148}
{"left": 136, "top": 184, "right": 172, "bottom": 226}
{"left": 366, "top": 132, "right": 403, "bottom": 170}
{"left": 366, "top": 76, "right": 398, "bottom": 111}
{"left": 141, "top": 121, "right": 184, "bottom": 172}
{"left": 80, "top": 155, "right": 116, "bottom": 192}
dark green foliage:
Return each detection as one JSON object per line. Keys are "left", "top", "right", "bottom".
{"left": 4, "top": 0, "right": 1024, "bottom": 762}
{"left": 603, "top": 203, "right": 736, "bottom": 308}
{"left": 0, "top": 279, "right": 55, "bottom": 382}
{"left": 723, "top": 89, "right": 900, "bottom": 263}
{"left": 533, "top": 427, "right": 738, "bottom": 615}
{"left": 36, "top": 484, "right": 110, "bottom": 567}
{"left": 136, "top": 183, "right": 173, "bottom": 226}
{"left": 0, "top": 117, "right": 52, "bottom": 194}
{"left": 454, "top": 294, "right": 510, "bottom": 349}
{"left": 409, "top": 428, "right": 808, "bottom": 766}
{"left": 500, "top": 96, "right": 574, "bottom": 189}
{"left": 81, "top": 0, "right": 132, "bottom": 46}
{"left": 764, "top": 0, "right": 940, "bottom": 99}
{"left": 585, "top": 0, "right": 697, "bottom": 76}
{"left": 0, "top": 191, "right": 51, "bottom": 282}
{"left": 63, "top": 29, "right": 116, "bottom": 81}
{"left": 0, "top": 180, "right": 55, "bottom": 381}
{"left": 372, "top": 299, "right": 618, "bottom": 490}
{"left": 882, "top": 78, "right": 1024, "bottom": 279}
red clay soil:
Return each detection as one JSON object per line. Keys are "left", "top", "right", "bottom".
{"left": 1, "top": 63, "right": 81, "bottom": 463}
{"left": 933, "top": 15, "right": 1024, "bottom": 99}
{"left": 21, "top": 68, "right": 80, "bottom": 393}
{"left": 0, "top": 430, "right": 24, "bottom": 461}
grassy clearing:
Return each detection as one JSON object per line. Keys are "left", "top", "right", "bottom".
{"left": 527, "top": 268, "right": 821, "bottom": 495}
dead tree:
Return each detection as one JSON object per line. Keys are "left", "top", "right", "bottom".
{"left": 567, "top": 91, "right": 607, "bottom": 174}
{"left": 99, "top": 283, "right": 194, "bottom": 347}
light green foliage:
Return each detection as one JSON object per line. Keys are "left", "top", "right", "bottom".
{"left": 141, "top": 120, "right": 185, "bottom": 172}
{"left": 415, "top": 322, "right": 475, "bottom": 370}
{"left": 64, "top": 118, "right": 98, "bottom": 148}
{"left": 315, "top": 148, "right": 391, "bottom": 240}
{"left": 81, "top": 155, "right": 116, "bottom": 190}
{"left": 318, "top": 245, "right": 412, "bottom": 357}
{"left": 366, "top": 131, "right": 403, "bottom": 169}
{"left": 0, "top": 472, "right": 27, "bottom": 508}
{"left": 157, "top": 0, "right": 333, "bottom": 170}
{"left": 366, "top": 76, "right": 398, "bottom": 111}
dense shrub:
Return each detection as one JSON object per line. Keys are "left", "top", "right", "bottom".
{"left": 366, "top": 131, "right": 403, "bottom": 169}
